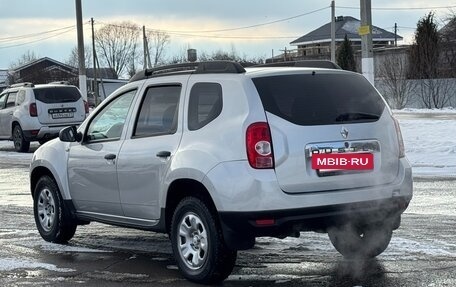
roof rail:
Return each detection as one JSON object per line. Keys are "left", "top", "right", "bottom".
{"left": 254, "top": 60, "right": 341, "bottom": 69}
{"left": 9, "top": 82, "right": 34, "bottom": 88}
{"left": 129, "top": 61, "right": 246, "bottom": 82}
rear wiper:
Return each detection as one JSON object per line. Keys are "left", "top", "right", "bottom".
{"left": 335, "top": 112, "right": 379, "bottom": 122}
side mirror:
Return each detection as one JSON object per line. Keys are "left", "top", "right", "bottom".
{"left": 59, "top": 126, "right": 82, "bottom": 142}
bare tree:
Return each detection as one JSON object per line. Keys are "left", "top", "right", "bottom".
{"left": 95, "top": 21, "right": 139, "bottom": 78}
{"left": 65, "top": 45, "right": 92, "bottom": 68}
{"left": 378, "top": 53, "right": 415, "bottom": 109}
{"left": 146, "top": 31, "right": 170, "bottom": 67}
{"left": 9, "top": 50, "right": 38, "bottom": 69}
{"left": 417, "top": 78, "right": 454, "bottom": 108}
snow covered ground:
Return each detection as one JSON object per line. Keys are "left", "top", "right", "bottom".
{"left": 0, "top": 108, "right": 455, "bottom": 177}
{"left": 394, "top": 108, "right": 456, "bottom": 177}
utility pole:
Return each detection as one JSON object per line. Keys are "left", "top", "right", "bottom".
{"left": 143, "top": 26, "right": 147, "bottom": 70}
{"left": 394, "top": 23, "right": 398, "bottom": 47}
{"left": 360, "top": 0, "right": 374, "bottom": 85}
{"left": 142, "top": 26, "right": 153, "bottom": 69}
{"left": 280, "top": 47, "right": 288, "bottom": 62}
{"left": 330, "top": 0, "right": 336, "bottom": 62}
{"left": 91, "top": 18, "right": 99, "bottom": 106}
{"left": 142, "top": 26, "right": 147, "bottom": 70}
{"left": 75, "top": 0, "right": 87, "bottom": 100}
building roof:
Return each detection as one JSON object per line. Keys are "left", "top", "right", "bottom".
{"left": 290, "top": 16, "right": 402, "bottom": 46}
{"left": 12, "top": 57, "right": 76, "bottom": 72}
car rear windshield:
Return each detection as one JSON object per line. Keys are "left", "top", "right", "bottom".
{"left": 252, "top": 73, "right": 385, "bottom": 125}
{"left": 33, "top": 86, "right": 82, "bottom": 104}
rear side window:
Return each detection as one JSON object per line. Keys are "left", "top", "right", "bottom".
{"left": 33, "top": 86, "right": 82, "bottom": 104}
{"left": 252, "top": 73, "right": 385, "bottom": 126}
{"left": 188, "top": 83, "right": 222, "bottom": 131}
{"left": 16, "top": 90, "right": 26, "bottom": 105}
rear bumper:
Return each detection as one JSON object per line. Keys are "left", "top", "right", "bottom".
{"left": 202, "top": 158, "right": 412, "bottom": 250}
{"left": 219, "top": 195, "right": 410, "bottom": 250}
{"left": 23, "top": 124, "right": 81, "bottom": 141}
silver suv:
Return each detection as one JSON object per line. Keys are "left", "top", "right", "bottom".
{"left": 0, "top": 82, "right": 87, "bottom": 152}
{"left": 30, "top": 61, "right": 412, "bottom": 284}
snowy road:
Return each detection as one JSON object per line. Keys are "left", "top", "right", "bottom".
{"left": 0, "top": 163, "right": 455, "bottom": 286}
{"left": 0, "top": 110, "right": 455, "bottom": 286}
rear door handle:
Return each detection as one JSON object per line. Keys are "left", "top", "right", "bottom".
{"left": 156, "top": 151, "right": 171, "bottom": 158}
{"left": 104, "top": 154, "right": 116, "bottom": 160}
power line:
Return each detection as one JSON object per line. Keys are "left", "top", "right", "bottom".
{"left": 336, "top": 4, "right": 456, "bottom": 11}
{"left": 0, "top": 25, "right": 76, "bottom": 42}
{"left": 151, "top": 6, "right": 329, "bottom": 33}
{"left": 98, "top": 22, "right": 301, "bottom": 39}
{"left": 0, "top": 27, "right": 77, "bottom": 49}
{"left": 154, "top": 32, "right": 301, "bottom": 40}
{"left": 97, "top": 22, "right": 301, "bottom": 40}
{"left": 96, "top": 6, "right": 328, "bottom": 35}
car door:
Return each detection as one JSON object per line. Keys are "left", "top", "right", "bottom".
{"left": 67, "top": 89, "right": 137, "bottom": 216}
{"left": 117, "top": 81, "right": 185, "bottom": 220}
{"left": 0, "top": 92, "right": 17, "bottom": 138}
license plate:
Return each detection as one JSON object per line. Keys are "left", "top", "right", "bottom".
{"left": 312, "top": 153, "right": 374, "bottom": 170}
{"left": 52, "top": 112, "right": 74, "bottom": 119}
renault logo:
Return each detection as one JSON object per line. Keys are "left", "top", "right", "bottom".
{"left": 341, "top": 127, "right": 349, "bottom": 139}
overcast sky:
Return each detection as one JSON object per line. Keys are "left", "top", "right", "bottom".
{"left": 0, "top": 0, "right": 455, "bottom": 68}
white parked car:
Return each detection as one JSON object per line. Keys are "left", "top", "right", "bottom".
{"left": 0, "top": 82, "right": 88, "bottom": 152}
{"left": 30, "top": 61, "right": 413, "bottom": 284}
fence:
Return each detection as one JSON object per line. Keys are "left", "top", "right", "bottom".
{"left": 375, "top": 78, "right": 456, "bottom": 109}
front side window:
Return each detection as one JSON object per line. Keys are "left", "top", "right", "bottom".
{"left": 0, "top": 93, "right": 6, "bottom": 109}
{"left": 133, "top": 85, "right": 181, "bottom": 138}
{"left": 188, "top": 83, "right": 223, "bottom": 131}
{"left": 86, "top": 89, "right": 136, "bottom": 142}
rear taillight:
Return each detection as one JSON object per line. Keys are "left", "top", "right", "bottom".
{"left": 393, "top": 117, "right": 405, "bottom": 158}
{"left": 84, "top": 100, "right": 89, "bottom": 114}
{"left": 246, "top": 122, "right": 274, "bottom": 169}
{"left": 29, "top": 103, "right": 37, "bottom": 117}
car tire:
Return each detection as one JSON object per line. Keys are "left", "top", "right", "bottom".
{"left": 33, "top": 176, "right": 77, "bottom": 243}
{"left": 328, "top": 222, "right": 393, "bottom": 259}
{"left": 13, "top": 124, "right": 30, "bottom": 152}
{"left": 170, "top": 197, "right": 237, "bottom": 284}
